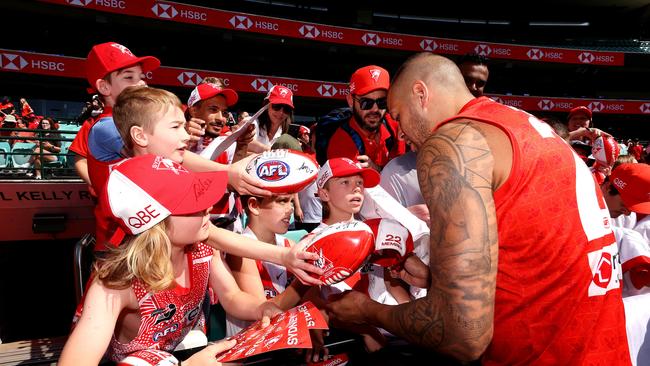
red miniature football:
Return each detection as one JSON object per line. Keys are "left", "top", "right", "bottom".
{"left": 591, "top": 136, "right": 620, "bottom": 167}
{"left": 246, "top": 149, "right": 319, "bottom": 194}
{"left": 305, "top": 221, "right": 375, "bottom": 285}
{"left": 117, "top": 349, "right": 179, "bottom": 366}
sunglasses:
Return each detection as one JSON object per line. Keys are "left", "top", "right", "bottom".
{"left": 271, "top": 104, "right": 293, "bottom": 113}
{"left": 354, "top": 96, "right": 388, "bottom": 110}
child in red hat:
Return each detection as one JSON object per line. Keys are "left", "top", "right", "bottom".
{"left": 59, "top": 154, "right": 282, "bottom": 365}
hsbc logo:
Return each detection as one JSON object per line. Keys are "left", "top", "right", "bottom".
{"left": 579, "top": 52, "right": 595, "bottom": 64}
{"left": 0, "top": 53, "right": 28, "bottom": 71}
{"left": 317, "top": 84, "right": 338, "bottom": 97}
{"left": 640, "top": 103, "right": 650, "bottom": 114}
{"left": 527, "top": 49, "right": 544, "bottom": 60}
{"left": 177, "top": 72, "right": 203, "bottom": 87}
{"left": 251, "top": 78, "right": 274, "bottom": 92}
{"left": 537, "top": 99, "right": 555, "bottom": 110}
{"left": 362, "top": 33, "right": 381, "bottom": 46}
{"left": 151, "top": 3, "right": 178, "bottom": 19}
{"left": 229, "top": 15, "right": 253, "bottom": 30}
{"left": 588, "top": 101, "right": 604, "bottom": 112}
{"left": 474, "top": 44, "right": 492, "bottom": 56}
{"left": 490, "top": 97, "right": 504, "bottom": 104}
{"left": 420, "top": 39, "right": 438, "bottom": 52}
{"left": 299, "top": 25, "right": 320, "bottom": 39}
{"left": 67, "top": 0, "right": 92, "bottom": 5}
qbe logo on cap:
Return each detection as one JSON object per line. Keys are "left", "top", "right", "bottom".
{"left": 257, "top": 160, "right": 289, "bottom": 181}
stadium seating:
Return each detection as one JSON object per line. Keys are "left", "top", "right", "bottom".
{"left": 10, "top": 142, "right": 36, "bottom": 168}
{"left": 0, "top": 141, "right": 10, "bottom": 168}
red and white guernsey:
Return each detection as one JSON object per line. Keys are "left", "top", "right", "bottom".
{"left": 74, "top": 243, "right": 212, "bottom": 362}
{"left": 436, "top": 97, "right": 630, "bottom": 365}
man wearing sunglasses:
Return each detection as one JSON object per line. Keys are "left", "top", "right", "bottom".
{"left": 326, "top": 65, "right": 405, "bottom": 171}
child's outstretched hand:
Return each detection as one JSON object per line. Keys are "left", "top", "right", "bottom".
{"left": 257, "top": 301, "right": 283, "bottom": 327}
{"left": 183, "top": 339, "right": 236, "bottom": 366}
{"left": 282, "top": 237, "right": 323, "bottom": 286}
{"left": 227, "top": 154, "right": 272, "bottom": 197}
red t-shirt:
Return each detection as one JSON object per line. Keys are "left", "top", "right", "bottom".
{"left": 436, "top": 97, "right": 630, "bottom": 365}
{"left": 326, "top": 115, "right": 404, "bottom": 169}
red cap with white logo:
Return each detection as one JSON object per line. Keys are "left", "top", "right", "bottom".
{"left": 101, "top": 155, "right": 227, "bottom": 245}
{"left": 265, "top": 85, "right": 294, "bottom": 108}
{"left": 610, "top": 163, "right": 650, "bottom": 214}
{"left": 187, "top": 83, "right": 238, "bottom": 108}
{"left": 568, "top": 106, "right": 592, "bottom": 119}
{"left": 85, "top": 42, "right": 160, "bottom": 92}
{"left": 316, "top": 157, "right": 380, "bottom": 189}
{"left": 349, "top": 65, "right": 390, "bottom": 96}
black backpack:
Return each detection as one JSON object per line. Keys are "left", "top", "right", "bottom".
{"left": 314, "top": 107, "right": 396, "bottom": 166}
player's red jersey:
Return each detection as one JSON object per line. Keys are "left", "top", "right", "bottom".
{"left": 435, "top": 97, "right": 630, "bottom": 365}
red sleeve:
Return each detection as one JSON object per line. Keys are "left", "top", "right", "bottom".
{"left": 326, "top": 128, "right": 360, "bottom": 162}
{"left": 69, "top": 121, "right": 92, "bottom": 158}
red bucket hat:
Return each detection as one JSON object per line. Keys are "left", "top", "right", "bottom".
{"left": 568, "top": 106, "right": 592, "bottom": 119}
{"left": 85, "top": 42, "right": 160, "bottom": 92}
{"left": 101, "top": 155, "right": 228, "bottom": 245}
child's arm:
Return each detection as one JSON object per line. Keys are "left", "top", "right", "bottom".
{"left": 182, "top": 151, "right": 270, "bottom": 197}
{"left": 225, "top": 254, "right": 266, "bottom": 302}
{"left": 210, "top": 249, "right": 281, "bottom": 323}
{"left": 206, "top": 225, "right": 322, "bottom": 286}
{"left": 383, "top": 268, "right": 412, "bottom": 304}
{"left": 59, "top": 280, "right": 131, "bottom": 365}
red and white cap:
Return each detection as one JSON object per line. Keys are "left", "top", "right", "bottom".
{"left": 187, "top": 83, "right": 238, "bottom": 108}
{"left": 299, "top": 125, "right": 310, "bottom": 135}
{"left": 265, "top": 85, "right": 294, "bottom": 108}
{"left": 349, "top": 65, "right": 390, "bottom": 96}
{"left": 610, "top": 163, "right": 650, "bottom": 214}
{"left": 101, "top": 155, "right": 228, "bottom": 244}
{"left": 591, "top": 136, "right": 620, "bottom": 167}
{"left": 568, "top": 106, "right": 592, "bottom": 119}
{"left": 316, "top": 157, "right": 380, "bottom": 189}
{"left": 85, "top": 42, "right": 160, "bottom": 92}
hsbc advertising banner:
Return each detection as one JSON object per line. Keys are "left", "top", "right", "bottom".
{"left": 39, "top": 0, "right": 624, "bottom": 66}
{"left": 2, "top": 48, "right": 648, "bottom": 115}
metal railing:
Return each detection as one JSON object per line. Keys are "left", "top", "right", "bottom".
{"left": 0, "top": 125, "right": 80, "bottom": 179}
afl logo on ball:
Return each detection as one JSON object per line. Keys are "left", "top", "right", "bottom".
{"left": 257, "top": 160, "right": 289, "bottom": 181}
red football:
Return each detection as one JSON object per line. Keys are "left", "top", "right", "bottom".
{"left": 246, "top": 149, "right": 319, "bottom": 194}
{"left": 305, "top": 221, "right": 375, "bottom": 285}
{"left": 117, "top": 349, "right": 179, "bottom": 366}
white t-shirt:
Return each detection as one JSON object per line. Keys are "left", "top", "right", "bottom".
{"left": 613, "top": 226, "right": 650, "bottom": 297}
{"left": 379, "top": 151, "right": 424, "bottom": 207}
{"left": 614, "top": 212, "right": 637, "bottom": 230}
{"left": 255, "top": 120, "right": 283, "bottom": 148}
{"left": 297, "top": 180, "right": 322, "bottom": 224}
{"left": 634, "top": 215, "right": 650, "bottom": 243}
{"left": 623, "top": 292, "right": 650, "bottom": 366}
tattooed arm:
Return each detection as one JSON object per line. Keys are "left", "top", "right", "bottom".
{"left": 327, "top": 121, "right": 500, "bottom": 361}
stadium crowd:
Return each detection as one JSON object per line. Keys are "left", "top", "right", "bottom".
{"left": 1, "top": 42, "right": 649, "bottom": 366}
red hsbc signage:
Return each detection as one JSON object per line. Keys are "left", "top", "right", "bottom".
{"left": 488, "top": 95, "right": 650, "bottom": 115}
{"left": 39, "top": 0, "right": 624, "bottom": 66}
{"left": 2, "top": 48, "right": 647, "bottom": 115}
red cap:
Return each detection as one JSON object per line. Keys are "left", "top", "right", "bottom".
{"left": 569, "top": 106, "right": 592, "bottom": 119}
{"left": 316, "top": 157, "right": 380, "bottom": 189}
{"left": 349, "top": 65, "right": 390, "bottom": 96}
{"left": 85, "top": 42, "right": 160, "bottom": 91}
{"left": 101, "top": 155, "right": 227, "bottom": 244}
{"left": 187, "top": 83, "right": 238, "bottom": 107}
{"left": 265, "top": 85, "right": 294, "bottom": 108}
{"left": 610, "top": 163, "right": 650, "bottom": 214}
{"left": 299, "top": 125, "right": 310, "bottom": 135}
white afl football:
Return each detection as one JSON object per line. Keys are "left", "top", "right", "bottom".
{"left": 246, "top": 149, "right": 319, "bottom": 194}
{"left": 117, "top": 349, "right": 179, "bottom": 366}
{"left": 305, "top": 221, "right": 375, "bottom": 285}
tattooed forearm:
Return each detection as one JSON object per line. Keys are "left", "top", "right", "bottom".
{"left": 378, "top": 122, "right": 498, "bottom": 360}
